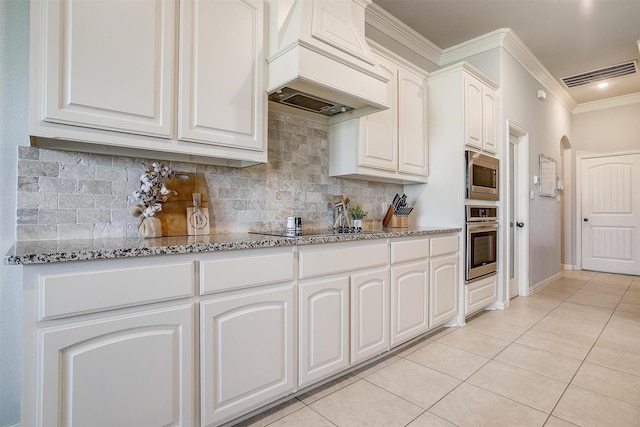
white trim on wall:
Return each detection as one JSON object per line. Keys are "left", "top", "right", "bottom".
{"left": 530, "top": 272, "right": 562, "bottom": 292}
{"left": 573, "top": 92, "right": 640, "bottom": 114}
{"left": 365, "top": 3, "right": 441, "bottom": 65}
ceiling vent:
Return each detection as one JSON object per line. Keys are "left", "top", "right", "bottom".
{"left": 561, "top": 60, "right": 638, "bottom": 88}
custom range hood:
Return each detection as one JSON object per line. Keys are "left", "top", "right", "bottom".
{"left": 267, "top": 0, "right": 389, "bottom": 118}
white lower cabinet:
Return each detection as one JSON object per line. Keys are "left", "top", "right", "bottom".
{"left": 390, "top": 259, "right": 430, "bottom": 346}
{"left": 429, "top": 254, "right": 459, "bottom": 328}
{"left": 22, "top": 235, "right": 460, "bottom": 427}
{"left": 350, "top": 268, "right": 390, "bottom": 364}
{"left": 21, "top": 256, "right": 196, "bottom": 427}
{"left": 38, "top": 305, "right": 194, "bottom": 427}
{"left": 466, "top": 274, "right": 498, "bottom": 315}
{"left": 200, "top": 283, "right": 295, "bottom": 426}
{"left": 299, "top": 277, "right": 350, "bottom": 387}
{"left": 429, "top": 236, "right": 460, "bottom": 328}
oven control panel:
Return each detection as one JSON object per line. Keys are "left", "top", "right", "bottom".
{"left": 466, "top": 205, "right": 497, "bottom": 221}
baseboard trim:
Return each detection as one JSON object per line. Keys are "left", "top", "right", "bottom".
{"left": 562, "top": 264, "right": 578, "bottom": 270}
{"left": 530, "top": 272, "right": 562, "bottom": 292}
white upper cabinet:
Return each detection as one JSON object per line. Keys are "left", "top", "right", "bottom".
{"left": 179, "top": 0, "right": 265, "bottom": 151}
{"left": 37, "top": 0, "right": 176, "bottom": 137}
{"left": 398, "top": 68, "right": 429, "bottom": 176}
{"left": 329, "top": 43, "right": 428, "bottom": 184}
{"left": 29, "top": 0, "right": 267, "bottom": 167}
{"left": 464, "top": 73, "right": 497, "bottom": 154}
{"left": 355, "top": 54, "right": 398, "bottom": 172}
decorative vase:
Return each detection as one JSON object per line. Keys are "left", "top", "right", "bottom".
{"left": 353, "top": 219, "right": 363, "bottom": 230}
{"left": 137, "top": 216, "right": 162, "bottom": 238}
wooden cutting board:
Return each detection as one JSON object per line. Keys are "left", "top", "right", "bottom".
{"left": 156, "top": 172, "right": 210, "bottom": 236}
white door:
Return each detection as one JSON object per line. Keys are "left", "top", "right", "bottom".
{"left": 581, "top": 153, "right": 640, "bottom": 275}
{"left": 508, "top": 124, "right": 530, "bottom": 298}
{"left": 508, "top": 138, "right": 518, "bottom": 297}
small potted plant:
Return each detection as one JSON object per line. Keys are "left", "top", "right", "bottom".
{"left": 349, "top": 205, "right": 367, "bottom": 230}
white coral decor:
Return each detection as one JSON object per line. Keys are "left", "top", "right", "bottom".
{"left": 130, "top": 162, "right": 177, "bottom": 220}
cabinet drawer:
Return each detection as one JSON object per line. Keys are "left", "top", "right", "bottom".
{"left": 430, "top": 235, "right": 459, "bottom": 257}
{"left": 39, "top": 262, "right": 194, "bottom": 320}
{"left": 465, "top": 275, "right": 497, "bottom": 315}
{"left": 299, "top": 242, "right": 388, "bottom": 279}
{"left": 391, "top": 238, "right": 429, "bottom": 264}
{"left": 200, "top": 248, "right": 294, "bottom": 295}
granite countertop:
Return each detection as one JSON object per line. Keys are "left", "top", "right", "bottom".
{"left": 4, "top": 227, "right": 461, "bottom": 265}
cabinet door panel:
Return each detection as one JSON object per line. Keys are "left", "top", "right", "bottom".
{"left": 40, "top": 305, "right": 193, "bottom": 427}
{"left": 429, "top": 255, "right": 459, "bottom": 328}
{"left": 398, "top": 68, "right": 428, "bottom": 176}
{"left": 358, "top": 55, "right": 398, "bottom": 171}
{"left": 351, "top": 268, "right": 390, "bottom": 364}
{"left": 464, "top": 76, "right": 483, "bottom": 149}
{"left": 299, "top": 277, "right": 350, "bottom": 387}
{"left": 179, "top": 0, "right": 265, "bottom": 150}
{"left": 390, "top": 260, "right": 429, "bottom": 346}
{"left": 41, "top": 0, "right": 175, "bottom": 136}
{"left": 482, "top": 87, "right": 497, "bottom": 153}
{"left": 466, "top": 275, "right": 497, "bottom": 315}
{"left": 201, "top": 284, "right": 295, "bottom": 426}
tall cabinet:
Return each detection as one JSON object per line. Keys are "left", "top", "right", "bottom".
{"left": 405, "top": 62, "right": 499, "bottom": 321}
{"left": 29, "top": 0, "right": 267, "bottom": 166}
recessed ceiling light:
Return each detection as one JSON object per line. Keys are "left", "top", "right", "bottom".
{"left": 597, "top": 82, "right": 609, "bottom": 89}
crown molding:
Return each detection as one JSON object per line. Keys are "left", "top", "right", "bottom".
{"left": 365, "top": 9, "right": 578, "bottom": 111}
{"left": 573, "top": 92, "right": 640, "bottom": 114}
{"left": 441, "top": 29, "right": 576, "bottom": 111}
{"left": 501, "top": 30, "right": 577, "bottom": 111}
{"left": 439, "top": 28, "right": 507, "bottom": 66}
{"left": 365, "top": 3, "right": 441, "bottom": 65}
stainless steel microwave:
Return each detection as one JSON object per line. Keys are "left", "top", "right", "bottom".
{"left": 466, "top": 151, "right": 499, "bottom": 201}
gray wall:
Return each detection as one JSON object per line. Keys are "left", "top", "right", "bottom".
{"left": 572, "top": 102, "right": 640, "bottom": 153}
{"left": 1, "top": 1, "right": 28, "bottom": 425}
{"left": 500, "top": 51, "right": 573, "bottom": 287}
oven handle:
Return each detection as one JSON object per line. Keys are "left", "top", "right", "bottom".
{"left": 467, "top": 222, "right": 499, "bottom": 232}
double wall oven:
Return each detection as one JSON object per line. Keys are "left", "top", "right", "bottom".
{"left": 465, "top": 150, "right": 499, "bottom": 282}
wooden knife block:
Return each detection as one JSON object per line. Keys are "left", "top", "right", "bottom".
{"left": 156, "top": 172, "right": 210, "bottom": 236}
{"left": 382, "top": 205, "right": 410, "bottom": 228}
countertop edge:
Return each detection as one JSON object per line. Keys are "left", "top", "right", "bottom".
{"left": 5, "top": 227, "right": 462, "bottom": 266}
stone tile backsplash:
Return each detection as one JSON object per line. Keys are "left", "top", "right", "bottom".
{"left": 16, "top": 111, "right": 403, "bottom": 240}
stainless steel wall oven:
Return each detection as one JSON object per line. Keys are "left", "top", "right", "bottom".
{"left": 466, "top": 205, "right": 498, "bottom": 282}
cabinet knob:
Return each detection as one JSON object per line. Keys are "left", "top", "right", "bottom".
{"left": 516, "top": 222, "right": 524, "bottom": 228}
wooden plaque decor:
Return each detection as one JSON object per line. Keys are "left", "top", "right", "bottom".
{"left": 157, "top": 172, "right": 211, "bottom": 236}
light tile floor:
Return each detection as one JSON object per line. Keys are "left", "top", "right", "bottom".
{"left": 236, "top": 271, "right": 640, "bottom": 427}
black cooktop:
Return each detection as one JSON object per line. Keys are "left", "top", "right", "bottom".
{"left": 250, "top": 227, "right": 369, "bottom": 238}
